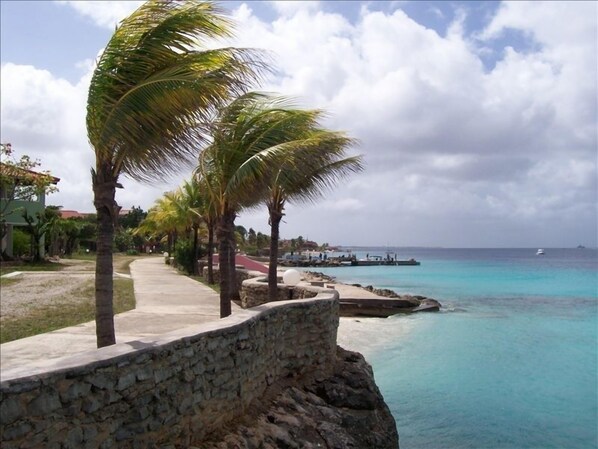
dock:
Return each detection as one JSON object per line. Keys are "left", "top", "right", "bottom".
{"left": 303, "top": 279, "right": 441, "bottom": 318}
{"left": 279, "top": 258, "right": 420, "bottom": 268}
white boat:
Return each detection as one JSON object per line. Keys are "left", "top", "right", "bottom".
{"left": 536, "top": 249, "right": 545, "bottom": 255}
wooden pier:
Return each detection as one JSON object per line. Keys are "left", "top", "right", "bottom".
{"left": 279, "top": 258, "right": 420, "bottom": 268}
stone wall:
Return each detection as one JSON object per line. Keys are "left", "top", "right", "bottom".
{"left": 200, "top": 267, "right": 332, "bottom": 309}
{"left": 0, "top": 294, "right": 339, "bottom": 449}
{"left": 240, "top": 276, "right": 324, "bottom": 308}
{"left": 201, "top": 265, "right": 255, "bottom": 293}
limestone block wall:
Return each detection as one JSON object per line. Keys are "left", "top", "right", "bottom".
{"left": 240, "top": 277, "right": 323, "bottom": 308}
{"left": 201, "top": 266, "right": 257, "bottom": 292}
{"left": 0, "top": 294, "right": 339, "bottom": 449}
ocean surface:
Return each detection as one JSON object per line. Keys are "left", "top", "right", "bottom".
{"left": 318, "top": 248, "right": 598, "bottom": 449}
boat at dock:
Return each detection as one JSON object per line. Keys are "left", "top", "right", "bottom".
{"left": 351, "top": 258, "right": 420, "bottom": 266}
{"left": 279, "top": 252, "right": 420, "bottom": 267}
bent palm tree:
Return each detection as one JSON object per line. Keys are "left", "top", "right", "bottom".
{"left": 179, "top": 179, "right": 204, "bottom": 274}
{"left": 137, "top": 194, "right": 180, "bottom": 254}
{"left": 87, "top": 0, "right": 262, "bottom": 347}
{"left": 264, "top": 132, "right": 363, "bottom": 302}
{"left": 198, "top": 92, "right": 362, "bottom": 314}
{"left": 193, "top": 175, "right": 218, "bottom": 283}
{"left": 197, "top": 93, "right": 294, "bottom": 317}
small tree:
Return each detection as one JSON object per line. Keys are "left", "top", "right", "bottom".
{"left": 1, "top": 143, "right": 58, "bottom": 260}
{"left": 22, "top": 209, "right": 56, "bottom": 262}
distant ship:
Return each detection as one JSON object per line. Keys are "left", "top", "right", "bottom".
{"left": 577, "top": 245, "right": 585, "bottom": 249}
{"left": 536, "top": 249, "right": 545, "bottom": 255}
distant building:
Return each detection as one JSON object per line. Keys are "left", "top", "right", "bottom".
{"left": 0, "top": 163, "right": 60, "bottom": 258}
{"left": 58, "top": 209, "right": 131, "bottom": 219}
{"left": 303, "top": 240, "right": 319, "bottom": 250}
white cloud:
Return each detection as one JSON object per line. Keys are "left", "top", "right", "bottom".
{"left": 1, "top": 1, "right": 595, "bottom": 247}
{"left": 0, "top": 62, "right": 177, "bottom": 213}
{"left": 57, "top": 1, "right": 143, "bottom": 29}
{"left": 267, "top": 1, "right": 322, "bottom": 17}
{"left": 321, "top": 198, "right": 365, "bottom": 212}
{"left": 229, "top": 2, "right": 596, "bottom": 246}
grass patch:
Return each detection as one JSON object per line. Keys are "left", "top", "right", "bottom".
{"left": 0, "top": 260, "right": 64, "bottom": 275}
{"left": 190, "top": 275, "right": 220, "bottom": 293}
{"left": 66, "top": 251, "right": 97, "bottom": 261}
{"left": 0, "top": 278, "right": 136, "bottom": 344}
{"left": 113, "top": 254, "right": 143, "bottom": 275}
{"left": 0, "top": 276, "right": 20, "bottom": 288}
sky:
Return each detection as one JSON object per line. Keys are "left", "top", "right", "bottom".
{"left": 1, "top": 1, "right": 596, "bottom": 248}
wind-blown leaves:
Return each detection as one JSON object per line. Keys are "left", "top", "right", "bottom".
{"left": 196, "top": 91, "right": 363, "bottom": 309}
{"left": 86, "top": 0, "right": 265, "bottom": 347}
{"left": 87, "top": 0, "right": 266, "bottom": 182}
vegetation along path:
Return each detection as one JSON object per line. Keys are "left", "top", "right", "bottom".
{"left": 0, "top": 257, "right": 239, "bottom": 378}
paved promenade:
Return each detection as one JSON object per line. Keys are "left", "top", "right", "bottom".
{"left": 0, "top": 257, "right": 239, "bottom": 376}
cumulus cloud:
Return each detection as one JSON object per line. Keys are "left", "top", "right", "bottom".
{"left": 1, "top": 1, "right": 595, "bottom": 246}
{"left": 0, "top": 62, "right": 176, "bottom": 213}
{"left": 56, "top": 1, "right": 143, "bottom": 29}
{"left": 267, "top": 1, "right": 322, "bottom": 17}
{"left": 226, "top": 2, "right": 596, "bottom": 246}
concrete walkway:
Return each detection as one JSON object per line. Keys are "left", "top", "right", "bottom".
{"left": 0, "top": 257, "right": 239, "bottom": 376}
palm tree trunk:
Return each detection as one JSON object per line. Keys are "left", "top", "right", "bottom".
{"left": 217, "top": 208, "right": 235, "bottom": 318}
{"left": 228, "top": 224, "right": 239, "bottom": 301}
{"left": 192, "top": 224, "right": 199, "bottom": 275}
{"left": 207, "top": 220, "right": 215, "bottom": 284}
{"left": 92, "top": 169, "right": 118, "bottom": 348}
{"left": 268, "top": 206, "right": 283, "bottom": 302}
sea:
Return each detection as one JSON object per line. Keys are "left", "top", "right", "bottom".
{"left": 315, "top": 248, "right": 598, "bottom": 449}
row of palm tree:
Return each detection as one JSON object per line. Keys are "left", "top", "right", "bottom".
{"left": 196, "top": 93, "right": 362, "bottom": 315}
{"left": 87, "top": 0, "right": 362, "bottom": 348}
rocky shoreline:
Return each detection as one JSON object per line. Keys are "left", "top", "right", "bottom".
{"left": 304, "top": 271, "right": 442, "bottom": 316}
{"left": 200, "top": 346, "right": 399, "bottom": 449}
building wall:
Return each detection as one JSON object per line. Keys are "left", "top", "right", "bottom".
{"left": 0, "top": 294, "right": 339, "bottom": 449}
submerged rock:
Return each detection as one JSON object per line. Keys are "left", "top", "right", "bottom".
{"left": 201, "top": 347, "right": 399, "bottom": 449}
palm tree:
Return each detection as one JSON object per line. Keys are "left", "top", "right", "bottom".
{"left": 197, "top": 92, "right": 362, "bottom": 314}
{"left": 177, "top": 179, "right": 211, "bottom": 274}
{"left": 197, "top": 93, "right": 299, "bottom": 317}
{"left": 86, "top": 0, "right": 263, "bottom": 347}
{"left": 138, "top": 193, "right": 181, "bottom": 255}
{"left": 263, "top": 131, "right": 363, "bottom": 302}
{"left": 194, "top": 174, "right": 218, "bottom": 283}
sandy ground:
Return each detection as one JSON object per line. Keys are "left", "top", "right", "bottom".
{"left": 1, "top": 260, "right": 407, "bottom": 356}
{"left": 0, "top": 272, "right": 95, "bottom": 319}
{"left": 0, "top": 256, "right": 139, "bottom": 320}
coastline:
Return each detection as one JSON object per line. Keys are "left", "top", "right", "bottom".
{"left": 299, "top": 270, "right": 429, "bottom": 358}
{"left": 300, "top": 269, "right": 441, "bottom": 316}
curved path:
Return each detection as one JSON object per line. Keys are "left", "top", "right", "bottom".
{"left": 0, "top": 257, "right": 239, "bottom": 377}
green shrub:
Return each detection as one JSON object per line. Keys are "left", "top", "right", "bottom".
{"left": 174, "top": 239, "right": 195, "bottom": 275}
{"left": 114, "top": 229, "right": 134, "bottom": 252}
{"left": 126, "top": 249, "right": 139, "bottom": 256}
{"left": 13, "top": 228, "right": 30, "bottom": 257}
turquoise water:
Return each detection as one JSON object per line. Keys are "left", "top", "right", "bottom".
{"left": 318, "top": 248, "right": 598, "bottom": 449}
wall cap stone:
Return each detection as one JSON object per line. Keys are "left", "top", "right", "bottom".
{"left": 0, "top": 292, "right": 337, "bottom": 387}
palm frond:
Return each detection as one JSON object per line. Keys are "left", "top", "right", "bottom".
{"left": 87, "top": 0, "right": 267, "bottom": 183}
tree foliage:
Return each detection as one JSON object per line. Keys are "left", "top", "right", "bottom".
{"left": 86, "top": 0, "right": 264, "bottom": 347}
{"left": 1, "top": 144, "right": 58, "bottom": 260}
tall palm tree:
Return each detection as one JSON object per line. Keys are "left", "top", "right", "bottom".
{"left": 197, "top": 92, "right": 362, "bottom": 314}
{"left": 263, "top": 132, "right": 363, "bottom": 302}
{"left": 197, "top": 93, "right": 297, "bottom": 317}
{"left": 179, "top": 179, "right": 205, "bottom": 274}
{"left": 194, "top": 174, "right": 218, "bottom": 283}
{"left": 137, "top": 193, "right": 182, "bottom": 255}
{"left": 86, "top": 0, "right": 262, "bottom": 347}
